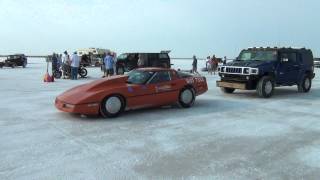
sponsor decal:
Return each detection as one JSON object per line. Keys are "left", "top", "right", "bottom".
{"left": 156, "top": 85, "right": 172, "bottom": 93}
{"left": 128, "top": 86, "right": 134, "bottom": 93}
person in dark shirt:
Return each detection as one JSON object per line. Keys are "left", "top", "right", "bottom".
{"left": 192, "top": 55, "right": 198, "bottom": 74}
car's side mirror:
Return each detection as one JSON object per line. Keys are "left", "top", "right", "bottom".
{"left": 281, "top": 58, "right": 289, "bottom": 63}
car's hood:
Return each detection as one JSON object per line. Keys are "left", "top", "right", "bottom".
{"left": 226, "top": 60, "right": 275, "bottom": 68}
{"left": 57, "top": 75, "right": 128, "bottom": 104}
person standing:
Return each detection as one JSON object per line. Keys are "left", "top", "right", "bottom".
{"left": 192, "top": 55, "right": 198, "bottom": 74}
{"left": 70, "top": 52, "right": 80, "bottom": 80}
{"left": 62, "top": 51, "right": 71, "bottom": 79}
{"left": 223, "top": 56, "right": 227, "bottom": 65}
{"left": 206, "top": 56, "right": 213, "bottom": 75}
{"left": 137, "top": 54, "right": 145, "bottom": 68}
{"left": 104, "top": 52, "right": 114, "bottom": 77}
{"left": 212, "top": 55, "right": 219, "bottom": 75}
{"left": 52, "top": 53, "right": 58, "bottom": 73}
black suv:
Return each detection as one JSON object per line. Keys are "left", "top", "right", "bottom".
{"left": 0, "top": 54, "right": 28, "bottom": 68}
{"left": 217, "top": 47, "right": 315, "bottom": 98}
{"left": 116, "top": 52, "right": 171, "bottom": 74}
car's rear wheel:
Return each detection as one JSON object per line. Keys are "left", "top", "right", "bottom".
{"left": 179, "top": 87, "right": 195, "bottom": 108}
{"left": 298, "top": 74, "right": 312, "bottom": 93}
{"left": 221, "top": 87, "right": 235, "bottom": 94}
{"left": 256, "top": 76, "right": 274, "bottom": 98}
{"left": 100, "top": 95, "right": 125, "bottom": 118}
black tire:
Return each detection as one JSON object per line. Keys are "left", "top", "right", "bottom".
{"left": 117, "top": 66, "right": 125, "bottom": 75}
{"left": 53, "top": 71, "right": 62, "bottom": 79}
{"left": 179, "top": 87, "right": 195, "bottom": 108}
{"left": 22, "top": 61, "right": 27, "bottom": 68}
{"left": 298, "top": 74, "right": 312, "bottom": 93}
{"left": 11, "top": 63, "right": 16, "bottom": 68}
{"left": 221, "top": 87, "right": 235, "bottom": 94}
{"left": 79, "top": 68, "right": 88, "bottom": 78}
{"left": 100, "top": 95, "right": 125, "bottom": 118}
{"left": 256, "top": 76, "right": 275, "bottom": 98}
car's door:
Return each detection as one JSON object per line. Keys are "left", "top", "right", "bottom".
{"left": 277, "top": 52, "right": 300, "bottom": 84}
{"left": 147, "top": 71, "right": 180, "bottom": 106}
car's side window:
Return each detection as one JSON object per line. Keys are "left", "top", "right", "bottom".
{"left": 149, "top": 71, "right": 171, "bottom": 84}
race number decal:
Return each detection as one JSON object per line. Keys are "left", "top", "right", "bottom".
{"left": 186, "top": 78, "right": 194, "bottom": 84}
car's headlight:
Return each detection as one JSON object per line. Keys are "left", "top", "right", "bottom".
{"left": 250, "top": 68, "right": 259, "bottom": 75}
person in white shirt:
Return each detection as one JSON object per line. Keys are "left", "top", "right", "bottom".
{"left": 70, "top": 52, "right": 80, "bottom": 80}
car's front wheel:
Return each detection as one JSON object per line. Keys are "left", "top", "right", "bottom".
{"left": 256, "top": 76, "right": 274, "bottom": 98}
{"left": 100, "top": 95, "right": 125, "bottom": 118}
{"left": 179, "top": 87, "right": 195, "bottom": 108}
{"left": 298, "top": 74, "right": 312, "bottom": 93}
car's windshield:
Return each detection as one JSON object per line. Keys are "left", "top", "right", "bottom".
{"left": 239, "top": 50, "right": 277, "bottom": 61}
{"left": 127, "top": 70, "right": 154, "bottom": 84}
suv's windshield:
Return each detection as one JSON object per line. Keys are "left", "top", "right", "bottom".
{"left": 127, "top": 70, "right": 154, "bottom": 84}
{"left": 118, "top": 54, "right": 128, "bottom": 60}
{"left": 239, "top": 50, "right": 277, "bottom": 61}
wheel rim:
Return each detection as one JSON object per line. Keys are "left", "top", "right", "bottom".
{"left": 265, "top": 81, "right": 273, "bottom": 94}
{"left": 181, "top": 89, "right": 193, "bottom": 104}
{"left": 304, "top": 78, "right": 310, "bottom": 89}
{"left": 105, "top": 97, "right": 122, "bottom": 114}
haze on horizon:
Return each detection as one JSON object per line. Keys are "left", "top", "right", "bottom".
{"left": 0, "top": 0, "right": 319, "bottom": 58}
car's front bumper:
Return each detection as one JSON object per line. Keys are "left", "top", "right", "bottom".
{"left": 216, "top": 81, "right": 248, "bottom": 90}
{"left": 55, "top": 98, "right": 100, "bottom": 115}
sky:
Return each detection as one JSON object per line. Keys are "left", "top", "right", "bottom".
{"left": 0, "top": 0, "right": 319, "bottom": 58}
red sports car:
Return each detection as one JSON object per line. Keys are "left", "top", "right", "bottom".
{"left": 55, "top": 68, "right": 208, "bottom": 118}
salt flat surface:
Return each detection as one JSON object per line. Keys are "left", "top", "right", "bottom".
{"left": 0, "top": 59, "right": 320, "bottom": 179}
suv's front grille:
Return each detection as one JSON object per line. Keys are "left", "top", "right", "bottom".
{"left": 226, "top": 67, "right": 242, "bottom": 74}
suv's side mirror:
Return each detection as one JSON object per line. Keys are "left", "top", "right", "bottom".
{"left": 281, "top": 57, "right": 289, "bottom": 63}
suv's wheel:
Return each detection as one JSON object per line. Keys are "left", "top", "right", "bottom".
{"left": 221, "top": 87, "right": 235, "bottom": 94}
{"left": 117, "top": 66, "right": 125, "bottom": 75}
{"left": 100, "top": 95, "right": 125, "bottom": 118}
{"left": 298, "top": 75, "right": 312, "bottom": 93}
{"left": 179, "top": 87, "right": 195, "bottom": 108}
{"left": 256, "top": 76, "right": 275, "bottom": 98}
{"left": 11, "top": 63, "right": 17, "bottom": 68}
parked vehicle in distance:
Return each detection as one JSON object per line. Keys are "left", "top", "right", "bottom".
{"left": 77, "top": 48, "right": 110, "bottom": 67}
{"left": 314, "top": 58, "right": 320, "bottom": 68}
{"left": 116, "top": 51, "right": 171, "bottom": 75}
{"left": 217, "top": 47, "right": 315, "bottom": 98}
{"left": 55, "top": 68, "right": 208, "bottom": 118}
{"left": 0, "top": 54, "right": 28, "bottom": 68}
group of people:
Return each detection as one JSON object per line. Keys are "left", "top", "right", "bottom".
{"left": 192, "top": 55, "right": 228, "bottom": 75}
{"left": 52, "top": 51, "right": 80, "bottom": 80}
{"left": 102, "top": 51, "right": 117, "bottom": 78}
{"left": 206, "top": 55, "right": 220, "bottom": 75}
